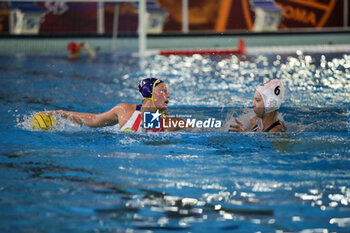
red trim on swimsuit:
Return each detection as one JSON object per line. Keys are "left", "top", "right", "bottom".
{"left": 131, "top": 113, "right": 142, "bottom": 132}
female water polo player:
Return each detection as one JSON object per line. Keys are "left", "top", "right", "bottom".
{"left": 229, "top": 79, "right": 286, "bottom": 133}
{"left": 36, "top": 78, "right": 185, "bottom": 132}
{"left": 67, "top": 42, "right": 96, "bottom": 60}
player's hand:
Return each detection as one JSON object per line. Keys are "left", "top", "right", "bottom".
{"left": 228, "top": 119, "right": 244, "bottom": 132}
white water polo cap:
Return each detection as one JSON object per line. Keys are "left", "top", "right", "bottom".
{"left": 256, "top": 79, "right": 285, "bottom": 114}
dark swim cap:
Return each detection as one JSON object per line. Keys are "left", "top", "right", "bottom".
{"left": 138, "top": 78, "right": 164, "bottom": 98}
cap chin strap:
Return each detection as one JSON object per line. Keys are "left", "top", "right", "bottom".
{"left": 257, "top": 118, "right": 263, "bottom": 131}
{"left": 143, "top": 79, "right": 166, "bottom": 118}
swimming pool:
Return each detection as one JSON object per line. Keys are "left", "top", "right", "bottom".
{"left": 0, "top": 51, "right": 349, "bottom": 232}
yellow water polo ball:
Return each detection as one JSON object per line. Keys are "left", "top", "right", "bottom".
{"left": 32, "top": 113, "right": 55, "bottom": 130}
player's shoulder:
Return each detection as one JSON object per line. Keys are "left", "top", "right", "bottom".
{"left": 269, "top": 123, "right": 287, "bottom": 133}
{"left": 113, "top": 103, "right": 137, "bottom": 112}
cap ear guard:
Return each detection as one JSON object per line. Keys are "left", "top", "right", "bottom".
{"left": 257, "top": 79, "right": 285, "bottom": 114}
{"left": 265, "top": 98, "right": 279, "bottom": 113}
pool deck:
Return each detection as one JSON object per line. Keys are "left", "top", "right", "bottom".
{"left": 1, "top": 29, "right": 350, "bottom": 55}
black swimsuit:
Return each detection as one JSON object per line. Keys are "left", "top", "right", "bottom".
{"left": 252, "top": 120, "right": 281, "bottom": 132}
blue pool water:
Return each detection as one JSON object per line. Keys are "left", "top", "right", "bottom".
{"left": 0, "top": 51, "right": 349, "bottom": 232}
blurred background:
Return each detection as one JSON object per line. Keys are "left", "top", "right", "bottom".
{"left": 0, "top": 0, "right": 349, "bottom": 34}
{"left": 0, "top": 0, "right": 349, "bottom": 54}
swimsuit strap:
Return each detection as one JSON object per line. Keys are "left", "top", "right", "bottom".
{"left": 131, "top": 105, "right": 143, "bottom": 132}
{"left": 252, "top": 124, "right": 258, "bottom": 132}
{"left": 264, "top": 120, "right": 281, "bottom": 132}
{"left": 251, "top": 120, "right": 281, "bottom": 132}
